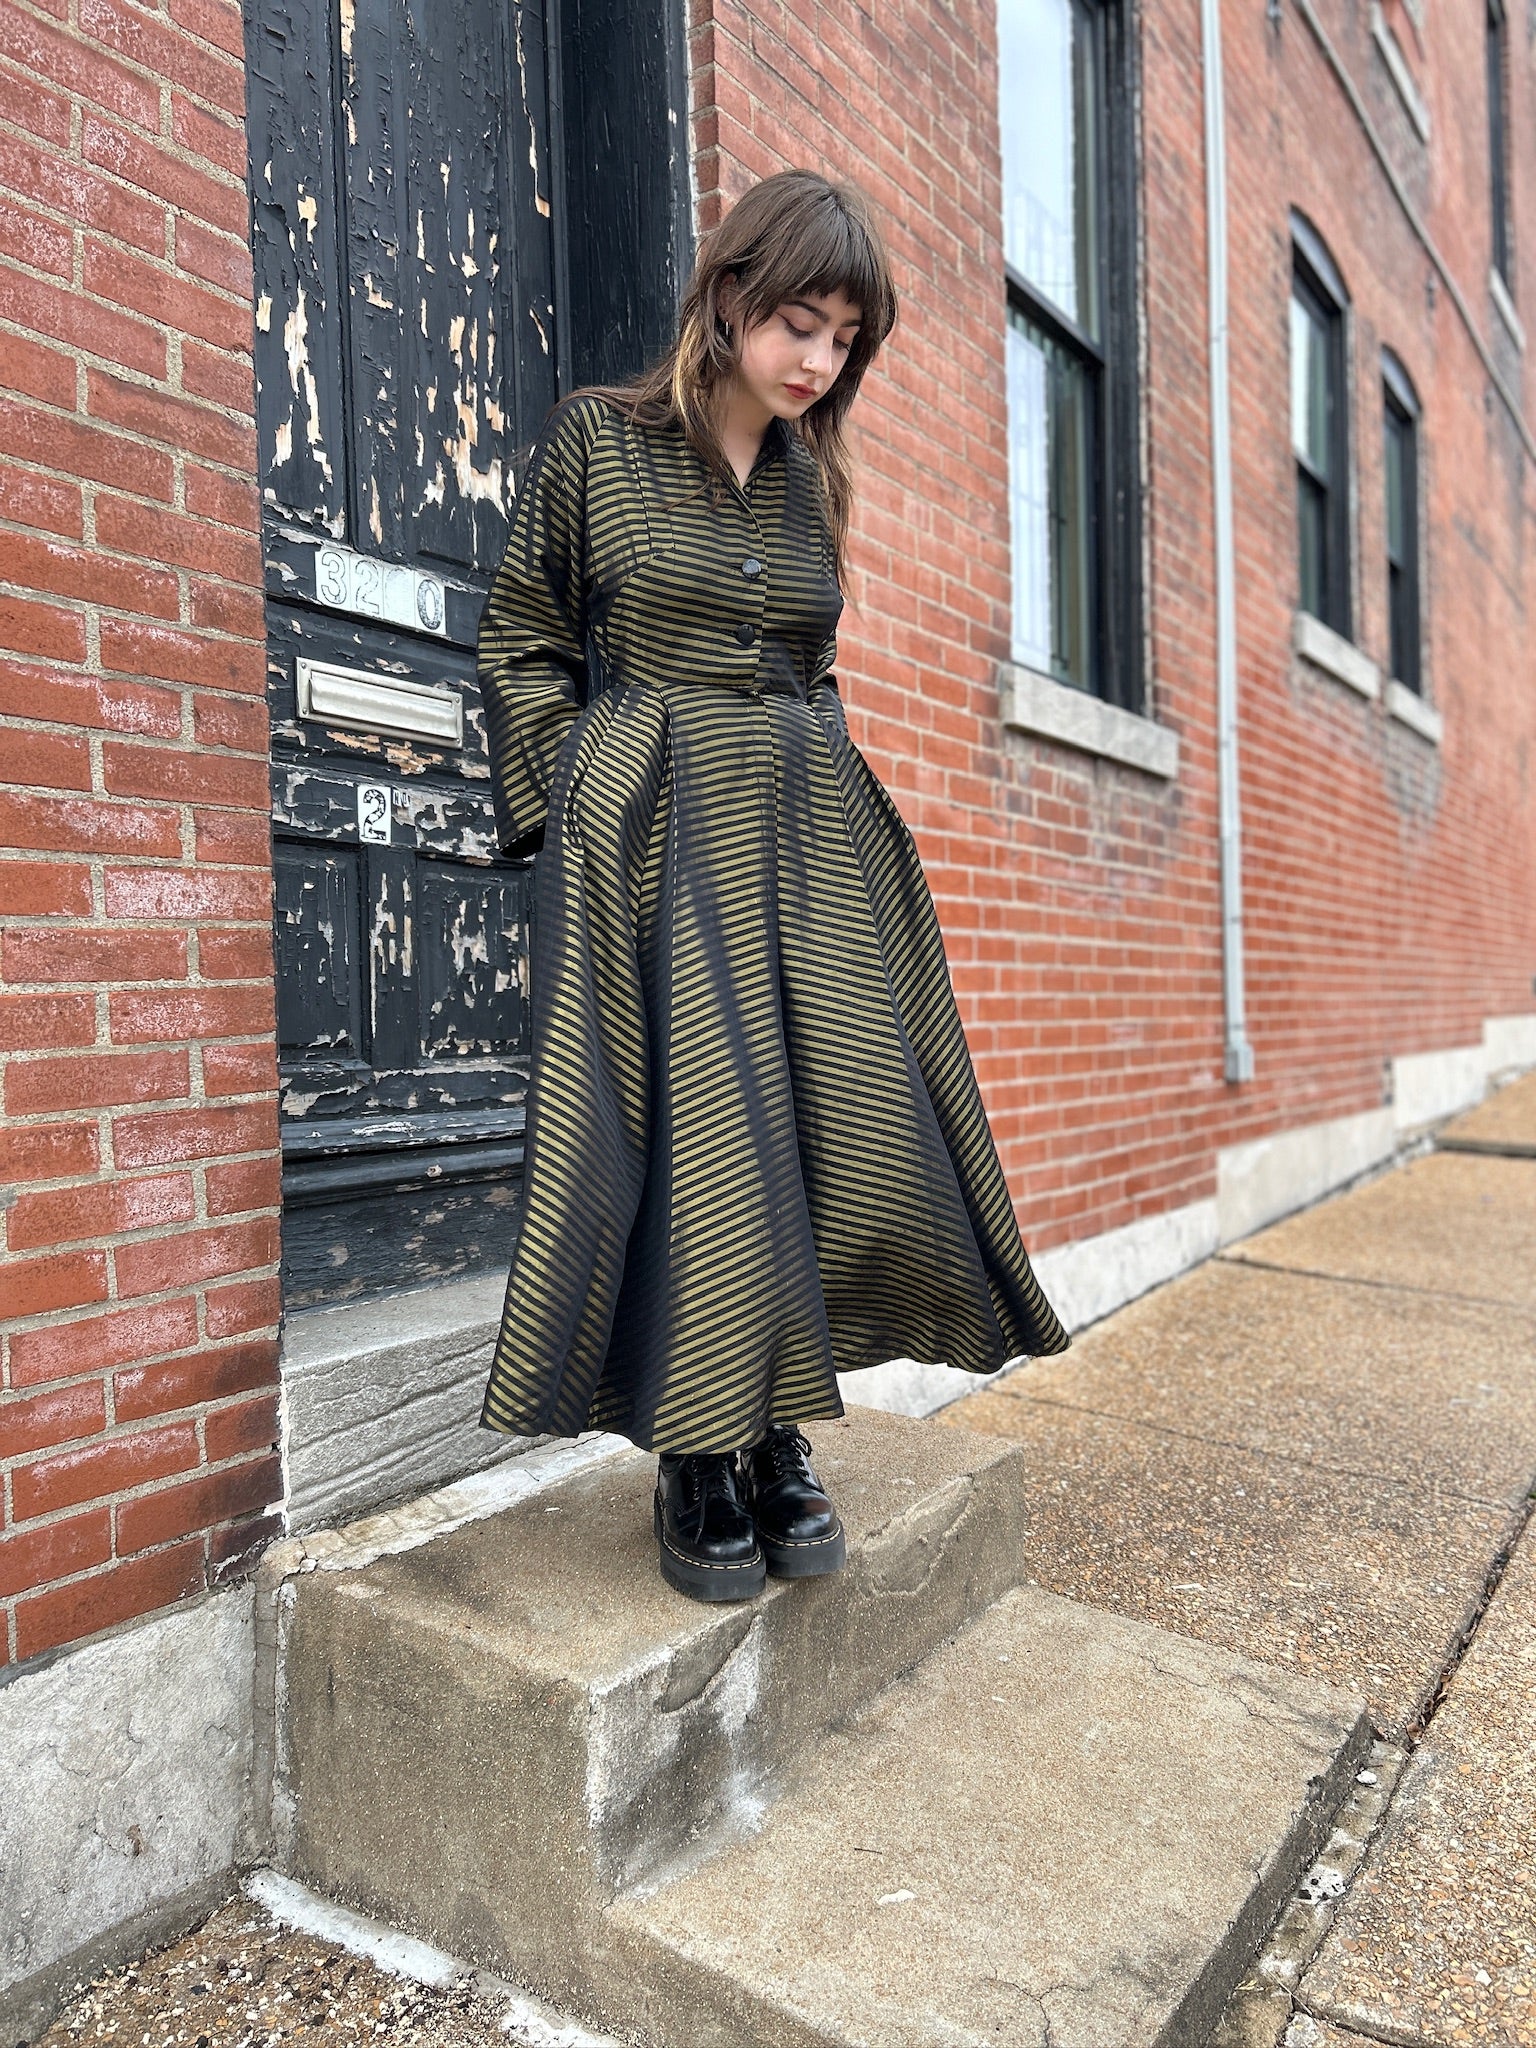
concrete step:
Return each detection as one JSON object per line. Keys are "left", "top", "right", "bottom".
{"left": 280, "top": 1409, "right": 1031, "bottom": 2003}
{"left": 610, "top": 1586, "right": 1370, "bottom": 2048}
{"left": 276, "top": 1406, "right": 1368, "bottom": 2046}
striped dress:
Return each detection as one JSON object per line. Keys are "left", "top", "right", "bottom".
{"left": 477, "top": 390, "right": 1068, "bottom": 1455}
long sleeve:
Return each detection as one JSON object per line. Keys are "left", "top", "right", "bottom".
{"left": 478, "top": 395, "right": 603, "bottom": 858}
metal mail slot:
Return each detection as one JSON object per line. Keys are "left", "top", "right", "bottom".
{"left": 296, "top": 657, "right": 464, "bottom": 748}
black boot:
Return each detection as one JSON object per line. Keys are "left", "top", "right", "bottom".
{"left": 653, "top": 1450, "right": 766, "bottom": 1602}
{"left": 740, "top": 1425, "right": 846, "bottom": 1579}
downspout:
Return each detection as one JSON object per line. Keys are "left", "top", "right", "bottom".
{"left": 1200, "top": 0, "right": 1255, "bottom": 1082}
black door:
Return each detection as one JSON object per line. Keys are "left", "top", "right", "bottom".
{"left": 245, "top": 0, "right": 692, "bottom": 1308}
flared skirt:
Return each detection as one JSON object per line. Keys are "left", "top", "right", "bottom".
{"left": 479, "top": 675, "right": 1068, "bottom": 1453}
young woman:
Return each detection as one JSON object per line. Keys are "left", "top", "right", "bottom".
{"left": 476, "top": 169, "right": 1068, "bottom": 1603}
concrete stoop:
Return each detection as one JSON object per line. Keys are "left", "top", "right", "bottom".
{"left": 272, "top": 1408, "right": 1370, "bottom": 2048}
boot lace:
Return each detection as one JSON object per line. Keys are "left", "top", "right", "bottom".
{"left": 764, "top": 1425, "right": 813, "bottom": 1478}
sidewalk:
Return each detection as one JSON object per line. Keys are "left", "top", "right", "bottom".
{"left": 940, "top": 1070, "right": 1536, "bottom": 2048}
{"left": 24, "top": 1075, "right": 1536, "bottom": 2048}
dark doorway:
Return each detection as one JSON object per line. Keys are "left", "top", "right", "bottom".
{"left": 244, "top": 0, "right": 690, "bottom": 1307}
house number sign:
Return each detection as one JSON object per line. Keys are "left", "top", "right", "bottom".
{"left": 357, "top": 783, "right": 393, "bottom": 845}
{"left": 312, "top": 541, "right": 447, "bottom": 636}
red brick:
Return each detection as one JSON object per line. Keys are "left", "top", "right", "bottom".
{"left": 12, "top": 1420, "right": 200, "bottom": 1520}
{"left": 0, "top": 860, "right": 93, "bottom": 918}
{"left": 0, "top": 1118, "right": 99, "bottom": 1187}
{"left": 0, "top": 394, "right": 177, "bottom": 500}
{"left": 205, "top": 1394, "right": 280, "bottom": 1464}
{"left": 98, "top": 616, "right": 259, "bottom": 692}
{"left": 117, "top": 1451, "right": 280, "bottom": 1554}
{"left": 0, "top": 458, "right": 82, "bottom": 538}
{"left": 101, "top": 741, "right": 267, "bottom": 808}
{"left": 198, "top": 928, "right": 275, "bottom": 980}
{"left": 184, "top": 463, "right": 260, "bottom": 533}
{"left": 187, "top": 583, "right": 264, "bottom": 647}
{"left": 0, "top": 1250, "right": 109, "bottom": 1321}
{"left": 0, "top": 1379, "right": 107, "bottom": 1460}
{"left": 0, "top": 657, "right": 181, "bottom": 737}
{"left": 113, "top": 1099, "right": 276, "bottom": 1167}
{"left": 167, "top": 0, "right": 246, "bottom": 62}
{"left": 0, "top": 6, "right": 161, "bottom": 129}
{"left": 205, "top": 1155, "right": 281, "bottom": 1217}
{"left": 78, "top": 0, "right": 246, "bottom": 119}
{"left": 115, "top": 1217, "right": 278, "bottom": 1297}
{"left": 0, "top": 592, "right": 89, "bottom": 664}
{"left": 0, "top": 1509, "right": 111, "bottom": 1602}
{"left": 109, "top": 984, "right": 274, "bottom": 1043}
{"left": 9, "top": 1296, "right": 199, "bottom": 1387}
{"left": 194, "top": 809, "right": 273, "bottom": 865}
{"left": 0, "top": 263, "right": 166, "bottom": 380}
{"left": 86, "top": 371, "right": 254, "bottom": 473}
{"left": 192, "top": 693, "right": 268, "bottom": 753}
{"left": 0, "top": 60, "right": 72, "bottom": 147}
{"left": 16, "top": 1540, "right": 205, "bottom": 1662}
{"left": 115, "top": 1337, "right": 278, "bottom": 1422}
{"left": 0, "top": 331, "right": 75, "bottom": 407}
{"left": 8, "top": 1172, "right": 197, "bottom": 1251}
{"left": 96, "top": 496, "right": 261, "bottom": 585}
{"left": 181, "top": 336, "right": 255, "bottom": 411}
{"left": 103, "top": 866, "right": 271, "bottom": 921}
{"left": 0, "top": 990, "right": 95, "bottom": 1051}
{"left": 170, "top": 93, "right": 246, "bottom": 180}
{"left": 3, "top": 926, "right": 188, "bottom": 984}
{"left": 174, "top": 218, "right": 252, "bottom": 298}
{"left": 0, "top": 129, "right": 163, "bottom": 254}
{"left": 201, "top": 1041, "right": 279, "bottom": 1096}
{"left": 208, "top": 1507, "right": 282, "bottom": 1583}
{"left": 204, "top": 1275, "right": 280, "bottom": 1339}
{"left": 0, "top": 790, "right": 180, "bottom": 858}
{"left": 0, "top": 196, "right": 72, "bottom": 277}
{"left": 0, "top": 522, "right": 187, "bottom": 616}
{"left": 83, "top": 240, "right": 250, "bottom": 354}
{"left": 81, "top": 115, "right": 247, "bottom": 238}
{"left": 4, "top": 1047, "right": 187, "bottom": 1115}
{"left": 0, "top": 728, "right": 91, "bottom": 793}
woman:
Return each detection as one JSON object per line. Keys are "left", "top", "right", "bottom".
{"left": 476, "top": 169, "right": 1068, "bottom": 1604}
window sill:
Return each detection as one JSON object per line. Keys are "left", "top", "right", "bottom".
{"left": 1385, "top": 677, "right": 1443, "bottom": 743}
{"left": 1491, "top": 268, "right": 1526, "bottom": 352}
{"left": 1369, "top": 3, "right": 1430, "bottom": 141}
{"left": 1000, "top": 663, "right": 1179, "bottom": 779}
{"left": 1294, "top": 611, "right": 1381, "bottom": 699}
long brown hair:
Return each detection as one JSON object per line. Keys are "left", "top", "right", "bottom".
{"left": 579, "top": 170, "right": 898, "bottom": 588}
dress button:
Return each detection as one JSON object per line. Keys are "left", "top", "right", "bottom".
{"left": 734, "top": 621, "right": 756, "bottom": 647}
{"left": 741, "top": 557, "right": 762, "bottom": 579}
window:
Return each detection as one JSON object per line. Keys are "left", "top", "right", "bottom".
{"left": 1488, "top": 0, "right": 1512, "bottom": 288}
{"left": 1290, "top": 221, "right": 1351, "bottom": 638}
{"left": 1383, "top": 356, "right": 1421, "bottom": 693}
{"left": 998, "top": 0, "right": 1138, "bottom": 708}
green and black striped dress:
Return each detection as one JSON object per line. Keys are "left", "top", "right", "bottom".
{"left": 477, "top": 391, "right": 1068, "bottom": 1454}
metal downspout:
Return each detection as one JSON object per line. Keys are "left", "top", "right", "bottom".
{"left": 1200, "top": 0, "right": 1255, "bottom": 1083}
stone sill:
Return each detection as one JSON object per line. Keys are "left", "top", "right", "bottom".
{"left": 1370, "top": 2, "right": 1430, "bottom": 141}
{"left": 1491, "top": 267, "right": 1526, "bottom": 352}
{"left": 1385, "top": 677, "right": 1443, "bottom": 743}
{"left": 1294, "top": 611, "right": 1381, "bottom": 699}
{"left": 1000, "top": 663, "right": 1179, "bottom": 779}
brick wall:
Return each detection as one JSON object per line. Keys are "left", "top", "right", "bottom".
{"left": 691, "top": 0, "right": 1536, "bottom": 1252}
{"left": 0, "top": 0, "right": 281, "bottom": 1669}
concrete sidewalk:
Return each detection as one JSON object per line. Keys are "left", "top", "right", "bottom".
{"left": 941, "top": 1069, "right": 1536, "bottom": 2048}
